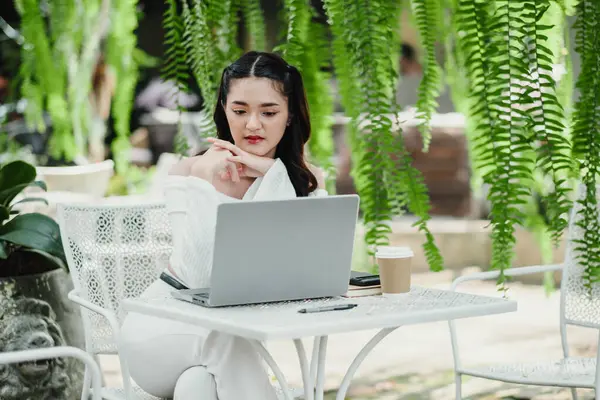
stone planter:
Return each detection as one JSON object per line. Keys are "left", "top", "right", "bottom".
{"left": 0, "top": 268, "right": 85, "bottom": 400}
{"left": 36, "top": 159, "right": 115, "bottom": 198}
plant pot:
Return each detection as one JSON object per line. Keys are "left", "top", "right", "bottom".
{"left": 0, "top": 268, "right": 85, "bottom": 400}
{"left": 36, "top": 159, "right": 115, "bottom": 198}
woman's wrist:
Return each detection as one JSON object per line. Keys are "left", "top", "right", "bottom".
{"left": 189, "top": 155, "right": 217, "bottom": 184}
{"left": 168, "top": 156, "right": 194, "bottom": 176}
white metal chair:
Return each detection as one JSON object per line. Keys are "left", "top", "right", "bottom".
{"left": 57, "top": 197, "right": 310, "bottom": 400}
{"left": 57, "top": 199, "right": 173, "bottom": 400}
{"left": 0, "top": 346, "right": 103, "bottom": 400}
{"left": 449, "top": 182, "right": 600, "bottom": 399}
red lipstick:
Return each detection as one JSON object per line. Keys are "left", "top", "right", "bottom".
{"left": 245, "top": 136, "right": 264, "bottom": 144}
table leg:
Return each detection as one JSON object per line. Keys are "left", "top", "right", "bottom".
{"left": 251, "top": 340, "right": 294, "bottom": 400}
{"left": 335, "top": 327, "right": 398, "bottom": 400}
{"left": 315, "top": 336, "right": 329, "bottom": 400}
{"left": 293, "top": 339, "right": 314, "bottom": 400}
{"left": 310, "top": 336, "right": 321, "bottom": 385}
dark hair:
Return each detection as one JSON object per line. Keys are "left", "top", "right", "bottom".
{"left": 213, "top": 51, "right": 318, "bottom": 197}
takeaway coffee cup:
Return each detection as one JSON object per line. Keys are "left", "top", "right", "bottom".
{"left": 376, "top": 246, "right": 414, "bottom": 297}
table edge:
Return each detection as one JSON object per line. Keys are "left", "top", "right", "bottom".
{"left": 122, "top": 298, "right": 517, "bottom": 341}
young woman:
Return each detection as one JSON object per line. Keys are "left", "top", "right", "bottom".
{"left": 120, "top": 51, "right": 327, "bottom": 400}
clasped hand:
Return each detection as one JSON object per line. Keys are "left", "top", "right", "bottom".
{"left": 201, "top": 137, "right": 275, "bottom": 182}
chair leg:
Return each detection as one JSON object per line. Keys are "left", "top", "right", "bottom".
{"left": 569, "top": 388, "right": 578, "bottom": 400}
{"left": 455, "top": 373, "right": 462, "bottom": 400}
{"left": 81, "top": 365, "right": 92, "bottom": 400}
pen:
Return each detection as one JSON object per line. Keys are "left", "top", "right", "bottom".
{"left": 298, "top": 304, "right": 358, "bottom": 314}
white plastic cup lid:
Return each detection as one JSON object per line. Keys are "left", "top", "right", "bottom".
{"left": 375, "top": 246, "right": 414, "bottom": 259}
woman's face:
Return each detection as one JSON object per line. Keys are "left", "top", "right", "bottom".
{"left": 224, "top": 77, "right": 289, "bottom": 158}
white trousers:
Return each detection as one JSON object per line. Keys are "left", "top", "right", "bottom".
{"left": 120, "top": 280, "right": 278, "bottom": 400}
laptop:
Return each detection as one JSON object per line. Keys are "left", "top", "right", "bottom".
{"left": 171, "top": 194, "right": 360, "bottom": 307}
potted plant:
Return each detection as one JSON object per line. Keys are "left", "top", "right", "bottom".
{"left": 0, "top": 160, "right": 84, "bottom": 400}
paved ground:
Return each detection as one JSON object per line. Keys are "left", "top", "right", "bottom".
{"left": 100, "top": 269, "right": 598, "bottom": 399}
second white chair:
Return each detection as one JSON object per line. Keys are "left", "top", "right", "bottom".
{"left": 58, "top": 199, "right": 178, "bottom": 399}
{"left": 449, "top": 182, "right": 600, "bottom": 399}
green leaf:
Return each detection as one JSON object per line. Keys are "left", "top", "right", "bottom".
{"left": 0, "top": 241, "right": 6, "bottom": 259}
{"left": 0, "top": 160, "right": 36, "bottom": 191}
{"left": 20, "top": 248, "right": 66, "bottom": 271}
{"left": 0, "top": 161, "right": 37, "bottom": 203}
{"left": 0, "top": 205, "right": 8, "bottom": 223}
{"left": 9, "top": 197, "right": 49, "bottom": 211}
{"left": 32, "top": 180, "right": 47, "bottom": 191}
{"left": 0, "top": 213, "right": 66, "bottom": 264}
{"left": 0, "top": 180, "right": 46, "bottom": 208}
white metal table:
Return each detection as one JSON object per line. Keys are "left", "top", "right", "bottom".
{"left": 121, "top": 286, "right": 517, "bottom": 400}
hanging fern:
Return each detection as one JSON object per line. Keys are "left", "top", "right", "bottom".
{"left": 209, "top": 0, "right": 242, "bottom": 64}
{"left": 302, "top": 20, "right": 336, "bottom": 193}
{"left": 324, "top": 0, "right": 363, "bottom": 192}
{"left": 15, "top": 0, "right": 141, "bottom": 166}
{"left": 323, "top": 0, "right": 392, "bottom": 255}
{"left": 105, "top": 0, "right": 140, "bottom": 173}
{"left": 520, "top": 0, "right": 574, "bottom": 245}
{"left": 278, "top": 1, "right": 335, "bottom": 191}
{"left": 162, "top": 0, "right": 191, "bottom": 156}
{"left": 454, "top": 0, "right": 533, "bottom": 286}
{"left": 242, "top": 0, "right": 267, "bottom": 51}
{"left": 16, "top": 0, "right": 75, "bottom": 160}
{"left": 179, "top": 0, "right": 241, "bottom": 122}
{"left": 224, "top": 0, "right": 243, "bottom": 61}
{"left": 442, "top": 0, "right": 485, "bottom": 200}
{"left": 411, "top": 0, "right": 443, "bottom": 152}
{"left": 162, "top": 0, "right": 190, "bottom": 95}
{"left": 324, "top": 0, "right": 443, "bottom": 271}
{"left": 324, "top": 5, "right": 359, "bottom": 124}
{"left": 571, "top": 0, "right": 600, "bottom": 290}
{"left": 452, "top": 0, "right": 580, "bottom": 287}
{"left": 279, "top": 0, "right": 311, "bottom": 67}
{"left": 181, "top": 0, "right": 218, "bottom": 116}
{"left": 67, "top": 0, "right": 110, "bottom": 163}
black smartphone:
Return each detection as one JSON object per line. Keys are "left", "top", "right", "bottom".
{"left": 349, "top": 273, "right": 380, "bottom": 286}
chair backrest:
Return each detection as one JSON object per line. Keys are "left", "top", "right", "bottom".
{"left": 57, "top": 198, "right": 172, "bottom": 353}
{"left": 561, "top": 183, "right": 600, "bottom": 329}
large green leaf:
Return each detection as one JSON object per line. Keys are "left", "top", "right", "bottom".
{"left": 0, "top": 205, "right": 8, "bottom": 223}
{"left": 0, "top": 161, "right": 36, "bottom": 194}
{"left": 0, "top": 213, "right": 66, "bottom": 264}
{"left": 9, "top": 197, "right": 49, "bottom": 212}
{"left": 20, "top": 248, "right": 66, "bottom": 271}
{"left": 0, "top": 181, "right": 47, "bottom": 207}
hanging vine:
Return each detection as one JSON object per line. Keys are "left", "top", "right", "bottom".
{"left": 302, "top": 19, "right": 336, "bottom": 193}
{"left": 175, "top": 0, "right": 243, "bottom": 133}
{"left": 162, "top": 0, "right": 191, "bottom": 156}
{"left": 14, "top": 0, "right": 141, "bottom": 170}
{"left": 279, "top": 0, "right": 336, "bottom": 191}
{"left": 571, "top": 0, "right": 600, "bottom": 290}
{"left": 242, "top": 0, "right": 267, "bottom": 51}
{"left": 323, "top": 0, "right": 443, "bottom": 270}
{"left": 105, "top": 0, "right": 140, "bottom": 173}
{"left": 411, "top": 0, "right": 443, "bottom": 151}
{"left": 16, "top": 0, "right": 74, "bottom": 160}
{"left": 450, "top": 0, "right": 578, "bottom": 286}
